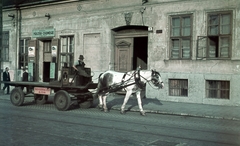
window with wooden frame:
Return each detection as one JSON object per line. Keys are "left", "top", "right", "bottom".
{"left": 169, "top": 79, "right": 188, "bottom": 96}
{"left": 197, "top": 11, "right": 232, "bottom": 59}
{"left": 2, "top": 31, "right": 9, "bottom": 61}
{"left": 19, "top": 38, "right": 30, "bottom": 69}
{"left": 60, "top": 36, "right": 74, "bottom": 74}
{"left": 170, "top": 15, "right": 192, "bottom": 59}
{"left": 207, "top": 12, "right": 231, "bottom": 58}
{"left": 206, "top": 80, "right": 230, "bottom": 99}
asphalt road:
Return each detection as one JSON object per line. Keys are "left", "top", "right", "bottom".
{"left": 0, "top": 99, "right": 239, "bottom": 146}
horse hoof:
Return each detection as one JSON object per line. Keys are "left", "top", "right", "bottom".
{"left": 120, "top": 109, "right": 126, "bottom": 114}
{"left": 104, "top": 109, "right": 109, "bottom": 112}
{"left": 140, "top": 111, "right": 146, "bottom": 116}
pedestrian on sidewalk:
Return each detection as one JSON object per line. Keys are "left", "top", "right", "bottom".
{"left": 2, "top": 67, "right": 11, "bottom": 94}
{"left": 21, "top": 67, "right": 29, "bottom": 93}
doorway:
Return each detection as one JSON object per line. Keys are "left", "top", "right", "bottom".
{"left": 133, "top": 37, "right": 148, "bottom": 70}
{"left": 43, "top": 62, "right": 50, "bottom": 82}
{"left": 113, "top": 26, "right": 148, "bottom": 72}
{"left": 42, "top": 40, "right": 52, "bottom": 82}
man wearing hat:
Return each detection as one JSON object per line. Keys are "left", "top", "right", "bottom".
{"left": 73, "top": 55, "right": 91, "bottom": 85}
{"left": 2, "top": 67, "right": 10, "bottom": 94}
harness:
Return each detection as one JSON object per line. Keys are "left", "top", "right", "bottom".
{"left": 121, "top": 69, "right": 145, "bottom": 89}
{"left": 98, "top": 69, "right": 163, "bottom": 95}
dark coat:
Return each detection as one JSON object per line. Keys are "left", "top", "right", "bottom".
{"left": 78, "top": 60, "right": 85, "bottom": 70}
{"left": 3, "top": 71, "right": 10, "bottom": 81}
{"left": 22, "top": 71, "right": 28, "bottom": 81}
{"left": 76, "top": 61, "right": 90, "bottom": 77}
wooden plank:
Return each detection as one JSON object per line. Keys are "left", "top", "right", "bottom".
{"left": 0, "top": 81, "right": 97, "bottom": 90}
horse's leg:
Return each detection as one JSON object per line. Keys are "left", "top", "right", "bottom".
{"left": 136, "top": 91, "right": 145, "bottom": 116}
{"left": 102, "top": 95, "right": 108, "bottom": 112}
{"left": 98, "top": 95, "right": 103, "bottom": 110}
{"left": 120, "top": 90, "right": 132, "bottom": 114}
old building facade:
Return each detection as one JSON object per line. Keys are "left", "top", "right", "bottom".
{"left": 1, "top": 0, "right": 240, "bottom": 106}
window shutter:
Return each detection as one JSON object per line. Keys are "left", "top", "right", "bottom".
{"left": 196, "top": 36, "right": 207, "bottom": 59}
{"left": 28, "top": 40, "right": 38, "bottom": 81}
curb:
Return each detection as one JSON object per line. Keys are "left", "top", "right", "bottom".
{"left": 110, "top": 107, "right": 240, "bottom": 121}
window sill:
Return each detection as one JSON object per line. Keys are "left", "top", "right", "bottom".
{"left": 168, "top": 95, "right": 189, "bottom": 98}
{"left": 206, "top": 97, "right": 230, "bottom": 100}
{"left": 197, "top": 57, "right": 231, "bottom": 60}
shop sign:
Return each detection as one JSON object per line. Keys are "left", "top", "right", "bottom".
{"left": 34, "top": 87, "right": 51, "bottom": 95}
{"left": 28, "top": 47, "right": 35, "bottom": 57}
{"left": 32, "top": 28, "right": 55, "bottom": 38}
{"left": 52, "top": 46, "right": 57, "bottom": 57}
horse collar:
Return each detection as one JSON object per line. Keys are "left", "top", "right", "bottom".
{"left": 134, "top": 70, "right": 145, "bottom": 89}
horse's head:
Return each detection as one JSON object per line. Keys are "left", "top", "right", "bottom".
{"left": 151, "top": 70, "right": 164, "bottom": 89}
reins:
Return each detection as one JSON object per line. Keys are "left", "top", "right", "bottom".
{"left": 121, "top": 70, "right": 162, "bottom": 89}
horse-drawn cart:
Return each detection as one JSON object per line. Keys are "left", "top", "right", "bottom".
{"left": 1, "top": 67, "right": 98, "bottom": 111}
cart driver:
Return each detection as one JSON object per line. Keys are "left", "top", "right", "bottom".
{"left": 73, "top": 55, "right": 91, "bottom": 78}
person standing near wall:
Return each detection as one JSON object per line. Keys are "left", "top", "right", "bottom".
{"left": 2, "top": 67, "right": 10, "bottom": 94}
{"left": 22, "top": 67, "right": 28, "bottom": 81}
{"left": 21, "top": 67, "right": 29, "bottom": 93}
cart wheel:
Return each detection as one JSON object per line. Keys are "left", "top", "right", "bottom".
{"left": 34, "top": 94, "right": 48, "bottom": 105}
{"left": 54, "top": 90, "right": 71, "bottom": 111}
{"left": 79, "top": 100, "right": 93, "bottom": 109}
{"left": 10, "top": 87, "right": 25, "bottom": 106}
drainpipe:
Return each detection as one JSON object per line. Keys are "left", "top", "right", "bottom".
{"left": 0, "top": 3, "right": 2, "bottom": 90}
{"left": 15, "top": 6, "right": 20, "bottom": 81}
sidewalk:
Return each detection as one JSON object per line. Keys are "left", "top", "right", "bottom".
{"left": 105, "top": 94, "right": 240, "bottom": 121}
{"left": 1, "top": 93, "right": 239, "bottom": 121}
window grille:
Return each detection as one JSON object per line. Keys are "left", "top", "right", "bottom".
{"left": 206, "top": 80, "right": 230, "bottom": 99}
{"left": 169, "top": 79, "right": 188, "bottom": 96}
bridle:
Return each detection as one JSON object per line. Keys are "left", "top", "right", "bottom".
{"left": 132, "top": 70, "right": 163, "bottom": 89}
{"left": 150, "top": 70, "right": 163, "bottom": 89}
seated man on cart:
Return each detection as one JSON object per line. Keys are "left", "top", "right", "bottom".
{"left": 72, "top": 55, "right": 92, "bottom": 86}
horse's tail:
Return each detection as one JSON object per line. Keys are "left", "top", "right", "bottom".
{"left": 96, "top": 72, "right": 104, "bottom": 95}
{"left": 96, "top": 71, "right": 113, "bottom": 96}
{"left": 98, "top": 73, "right": 103, "bottom": 80}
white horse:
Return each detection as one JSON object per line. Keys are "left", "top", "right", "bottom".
{"left": 96, "top": 69, "right": 164, "bottom": 116}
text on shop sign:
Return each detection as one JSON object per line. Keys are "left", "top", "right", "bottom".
{"left": 32, "top": 28, "right": 55, "bottom": 38}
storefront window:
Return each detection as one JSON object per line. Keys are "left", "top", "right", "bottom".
{"left": 60, "top": 36, "right": 74, "bottom": 74}
{"left": 19, "top": 38, "right": 30, "bottom": 69}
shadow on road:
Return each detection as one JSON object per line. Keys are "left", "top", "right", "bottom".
{"left": 93, "top": 94, "right": 163, "bottom": 112}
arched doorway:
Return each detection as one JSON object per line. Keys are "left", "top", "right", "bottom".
{"left": 113, "top": 26, "right": 148, "bottom": 72}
